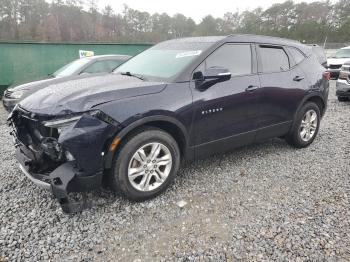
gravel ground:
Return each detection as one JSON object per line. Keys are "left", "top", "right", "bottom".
{"left": 1, "top": 81, "right": 350, "bottom": 261}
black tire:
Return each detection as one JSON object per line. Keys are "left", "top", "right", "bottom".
{"left": 108, "top": 127, "right": 180, "bottom": 201}
{"left": 285, "top": 102, "right": 321, "bottom": 148}
{"left": 338, "top": 96, "right": 349, "bottom": 102}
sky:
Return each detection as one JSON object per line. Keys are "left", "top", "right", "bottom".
{"left": 97, "top": 0, "right": 327, "bottom": 23}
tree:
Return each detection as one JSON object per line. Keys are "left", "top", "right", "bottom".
{"left": 0, "top": 0, "right": 349, "bottom": 43}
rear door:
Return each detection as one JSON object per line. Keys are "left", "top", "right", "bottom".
{"left": 255, "top": 44, "right": 308, "bottom": 140}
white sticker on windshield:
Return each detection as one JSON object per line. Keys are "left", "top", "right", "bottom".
{"left": 175, "top": 50, "right": 202, "bottom": 58}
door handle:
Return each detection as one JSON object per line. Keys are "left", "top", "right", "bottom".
{"left": 293, "top": 76, "right": 304, "bottom": 82}
{"left": 245, "top": 85, "right": 259, "bottom": 92}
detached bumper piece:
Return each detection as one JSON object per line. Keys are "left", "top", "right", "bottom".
{"left": 9, "top": 107, "right": 118, "bottom": 213}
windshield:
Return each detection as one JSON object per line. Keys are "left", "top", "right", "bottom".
{"left": 115, "top": 42, "right": 211, "bottom": 81}
{"left": 335, "top": 48, "right": 350, "bottom": 59}
{"left": 53, "top": 58, "right": 91, "bottom": 77}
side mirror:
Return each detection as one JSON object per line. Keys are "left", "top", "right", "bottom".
{"left": 193, "top": 67, "right": 231, "bottom": 90}
{"left": 203, "top": 67, "right": 231, "bottom": 81}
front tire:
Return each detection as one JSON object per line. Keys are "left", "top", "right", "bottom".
{"left": 109, "top": 127, "right": 180, "bottom": 201}
{"left": 286, "top": 102, "right": 321, "bottom": 148}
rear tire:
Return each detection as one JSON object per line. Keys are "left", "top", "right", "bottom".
{"left": 108, "top": 127, "right": 180, "bottom": 201}
{"left": 285, "top": 102, "right": 320, "bottom": 148}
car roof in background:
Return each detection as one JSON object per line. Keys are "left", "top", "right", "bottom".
{"left": 340, "top": 46, "right": 350, "bottom": 50}
{"left": 85, "top": 54, "right": 131, "bottom": 60}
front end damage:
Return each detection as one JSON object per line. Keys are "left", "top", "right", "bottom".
{"left": 8, "top": 106, "right": 119, "bottom": 213}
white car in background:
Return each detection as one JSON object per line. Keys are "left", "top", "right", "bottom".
{"left": 327, "top": 46, "right": 350, "bottom": 79}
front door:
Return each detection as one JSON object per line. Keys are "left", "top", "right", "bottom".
{"left": 190, "top": 43, "right": 261, "bottom": 158}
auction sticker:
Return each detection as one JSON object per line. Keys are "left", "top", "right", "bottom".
{"left": 176, "top": 50, "right": 202, "bottom": 58}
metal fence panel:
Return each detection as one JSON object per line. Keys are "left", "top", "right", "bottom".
{"left": 0, "top": 42, "right": 152, "bottom": 93}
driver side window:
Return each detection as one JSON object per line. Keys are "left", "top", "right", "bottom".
{"left": 203, "top": 44, "right": 253, "bottom": 76}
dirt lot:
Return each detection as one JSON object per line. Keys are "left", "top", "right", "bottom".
{"left": 0, "top": 81, "right": 349, "bottom": 261}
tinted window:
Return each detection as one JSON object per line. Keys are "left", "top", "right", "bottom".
{"left": 205, "top": 44, "right": 252, "bottom": 76}
{"left": 289, "top": 47, "right": 305, "bottom": 65}
{"left": 259, "top": 46, "right": 289, "bottom": 73}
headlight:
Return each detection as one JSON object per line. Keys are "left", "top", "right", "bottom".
{"left": 43, "top": 114, "right": 82, "bottom": 129}
{"left": 9, "top": 90, "right": 24, "bottom": 99}
{"left": 42, "top": 110, "right": 118, "bottom": 130}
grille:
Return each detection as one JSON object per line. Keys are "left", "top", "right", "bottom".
{"left": 329, "top": 64, "right": 342, "bottom": 69}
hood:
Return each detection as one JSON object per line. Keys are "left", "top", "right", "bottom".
{"left": 19, "top": 73, "right": 166, "bottom": 116}
{"left": 327, "top": 58, "right": 350, "bottom": 66}
{"left": 7, "top": 75, "right": 87, "bottom": 99}
{"left": 9, "top": 78, "right": 54, "bottom": 92}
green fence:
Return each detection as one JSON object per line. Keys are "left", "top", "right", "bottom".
{"left": 0, "top": 42, "right": 152, "bottom": 94}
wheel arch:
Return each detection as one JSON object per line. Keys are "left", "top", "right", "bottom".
{"left": 296, "top": 93, "right": 326, "bottom": 118}
{"left": 104, "top": 115, "right": 189, "bottom": 169}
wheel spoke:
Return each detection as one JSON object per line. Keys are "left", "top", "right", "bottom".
{"left": 155, "top": 169, "right": 166, "bottom": 182}
{"left": 134, "top": 148, "right": 147, "bottom": 163}
{"left": 139, "top": 173, "right": 150, "bottom": 191}
{"left": 156, "top": 154, "right": 172, "bottom": 166}
{"left": 154, "top": 170, "right": 164, "bottom": 183}
{"left": 307, "top": 130, "right": 312, "bottom": 140}
{"left": 129, "top": 167, "right": 144, "bottom": 180}
{"left": 305, "top": 112, "right": 311, "bottom": 122}
{"left": 310, "top": 113, "right": 317, "bottom": 122}
{"left": 150, "top": 143, "right": 161, "bottom": 160}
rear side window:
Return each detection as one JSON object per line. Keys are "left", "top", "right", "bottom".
{"left": 288, "top": 47, "right": 305, "bottom": 65}
{"left": 259, "top": 46, "right": 290, "bottom": 73}
{"left": 205, "top": 44, "right": 252, "bottom": 76}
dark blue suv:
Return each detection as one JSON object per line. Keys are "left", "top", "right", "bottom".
{"left": 8, "top": 35, "right": 330, "bottom": 212}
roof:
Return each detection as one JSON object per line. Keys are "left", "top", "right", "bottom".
{"left": 340, "top": 46, "right": 350, "bottom": 49}
{"left": 160, "top": 34, "right": 304, "bottom": 48}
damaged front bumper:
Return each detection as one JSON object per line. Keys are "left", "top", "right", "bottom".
{"left": 8, "top": 107, "right": 119, "bottom": 213}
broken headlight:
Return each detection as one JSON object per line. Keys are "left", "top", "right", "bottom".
{"left": 42, "top": 110, "right": 118, "bottom": 131}
{"left": 42, "top": 114, "right": 82, "bottom": 129}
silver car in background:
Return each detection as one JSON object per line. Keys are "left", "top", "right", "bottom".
{"left": 327, "top": 46, "right": 350, "bottom": 79}
{"left": 336, "top": 62, "right": 350, "bottom": 102}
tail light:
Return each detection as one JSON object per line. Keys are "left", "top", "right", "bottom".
{"left": 322, "top": 71, "right": 331, "bottom": 81}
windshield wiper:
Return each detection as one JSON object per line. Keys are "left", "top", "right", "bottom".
{"left": 120, "top": 71, "right": 146, "bottom": 81}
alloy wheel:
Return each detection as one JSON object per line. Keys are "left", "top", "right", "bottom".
{"left": 299, "top": 109, "right": 318, "bottom": 142}
{"left": 128, "top": 142, "right": 173, "bottom": 192}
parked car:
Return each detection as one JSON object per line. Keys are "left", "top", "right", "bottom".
{"left": 327, "top": 46, "right": 350, "bottom": 79}
{"left": 2, "top": 55, "right": 131, "bottom": 112}
{"left": 307, "top": 44, "right": 327, "bottom": 68}
{"left": 336, "top": 61, "right": 350, "bottom": 101}
{"left": 8, "top": 35, "right": 330, "bottom": 213}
